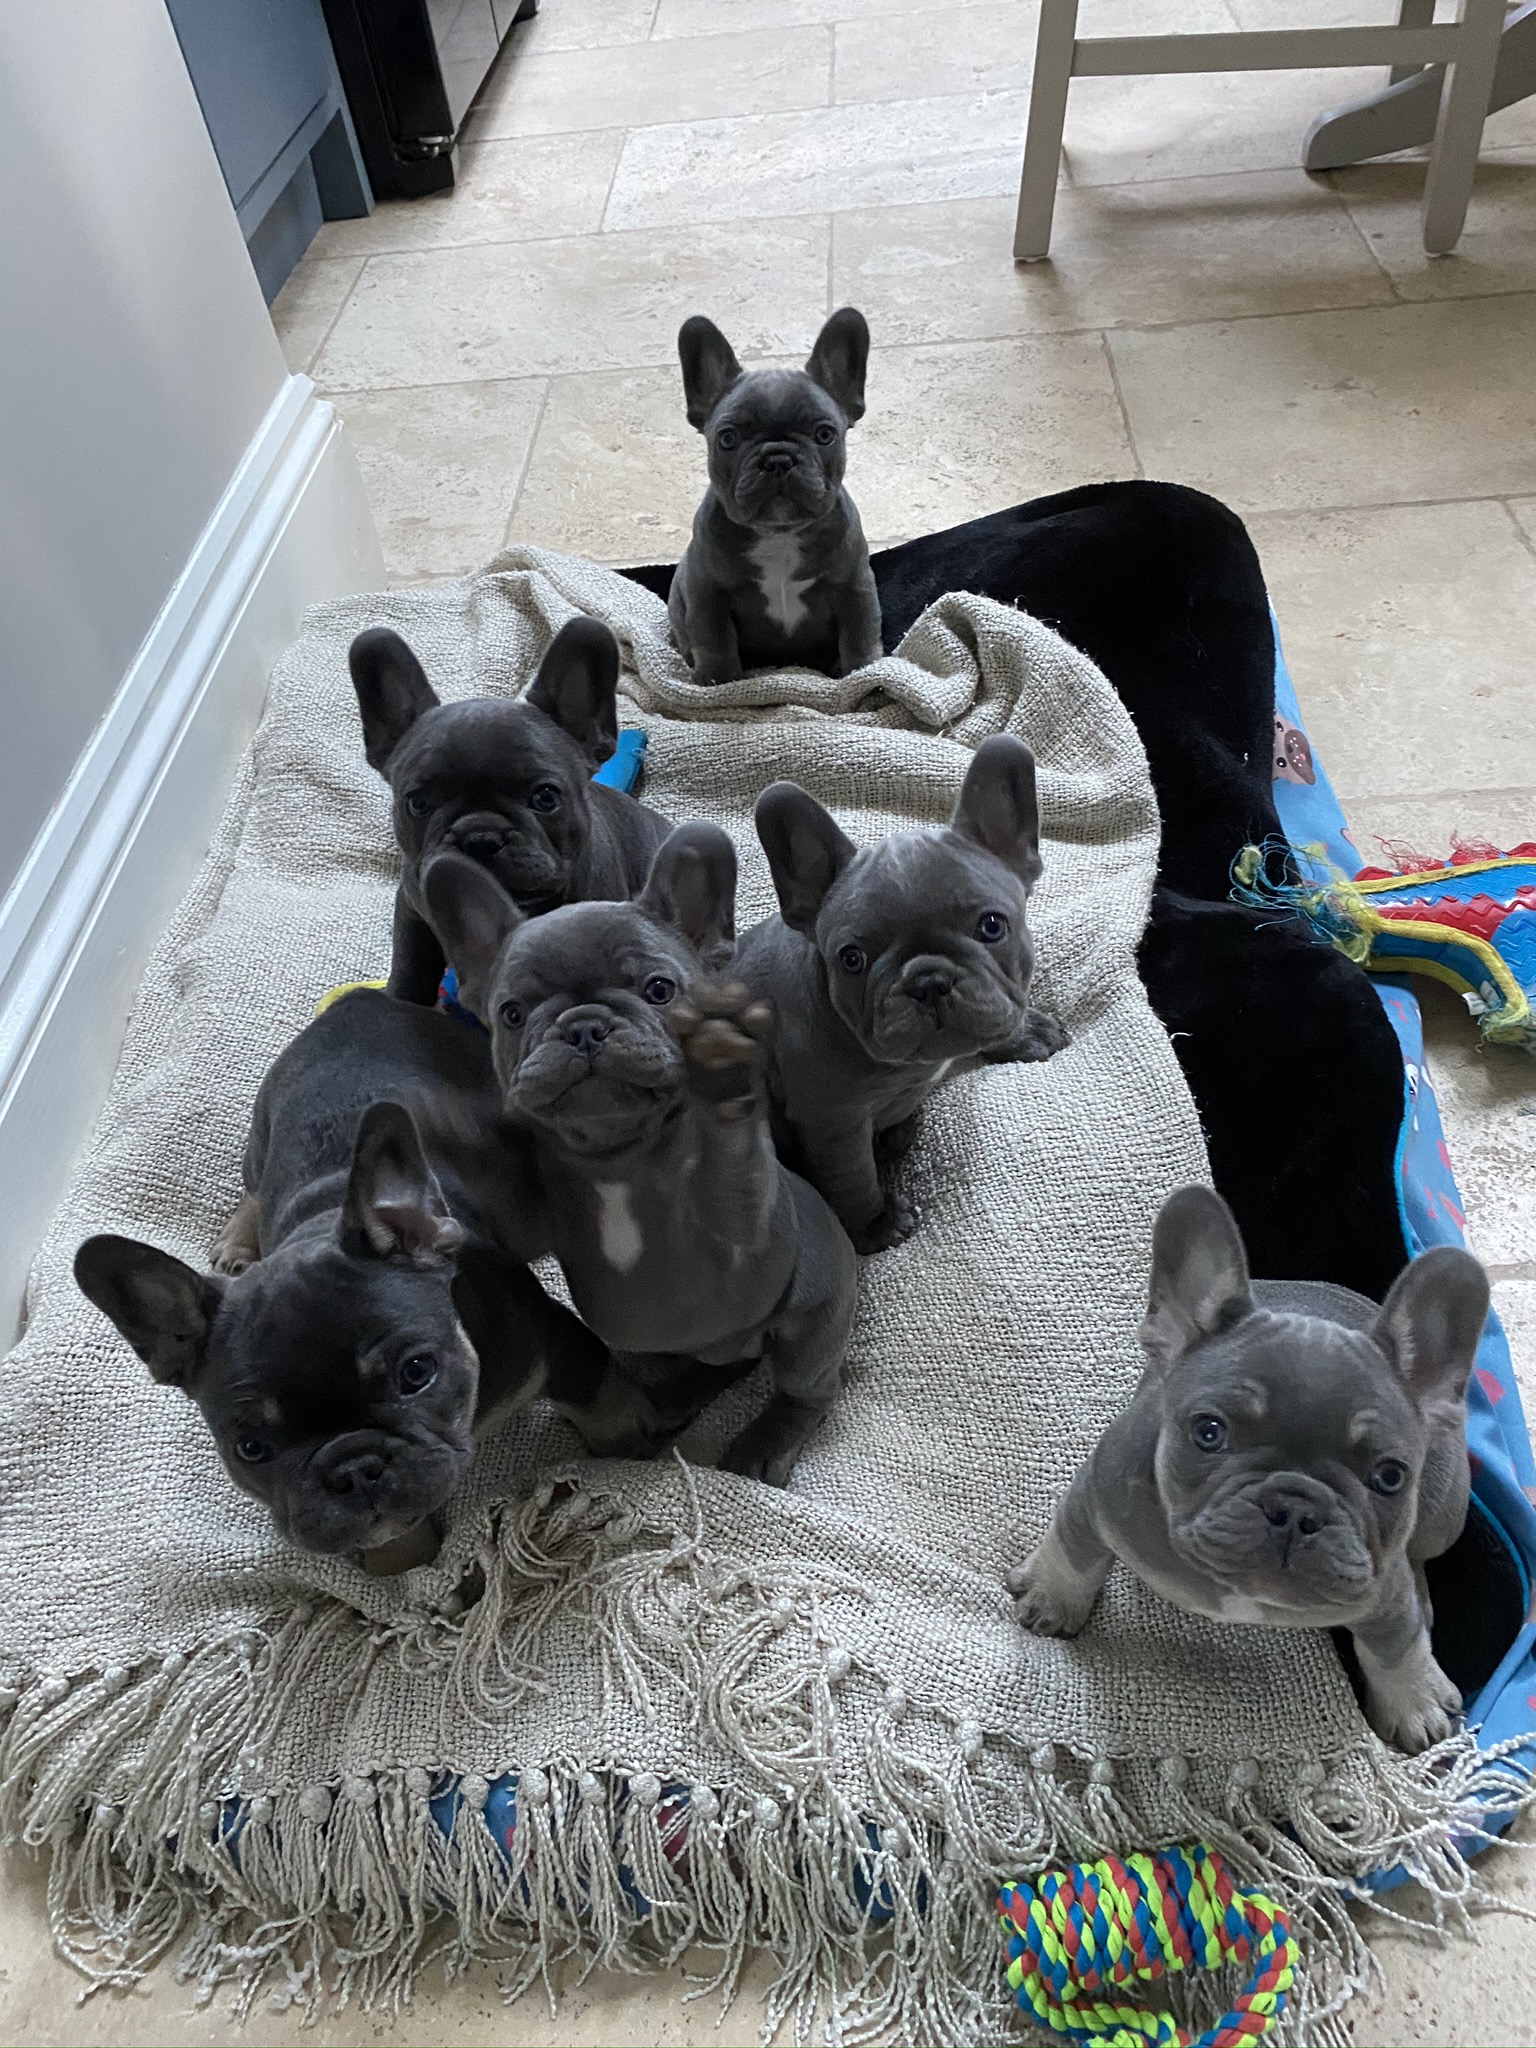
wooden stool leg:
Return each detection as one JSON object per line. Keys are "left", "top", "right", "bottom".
{"left": 1013, "top": 0, "right": 1081, "bottom": 262}
{"left": 1421, "top": 0, "right": 1507, "bottom": 253}
{"left": 1391, "top": 0, "right": 1437, "bottom": 84}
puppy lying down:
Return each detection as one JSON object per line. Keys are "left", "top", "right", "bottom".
{"left": 1008, "top": 1184, "right": 1489, "bottom": 1754}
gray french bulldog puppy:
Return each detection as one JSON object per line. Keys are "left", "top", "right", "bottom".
{"left": 351, "top": 615, "right": 671, "bottom": 1006}
{"left": 668, "top": 307, "right": 882, "bottom": 685}
{"left": 735, "top": 734, "right": 1069, "bottom": 1254}
{"left": 74, "top": 989, "right": 626, "bottom": 1572}
{"left": 1007, "top": 1184, "right": 1489, "bottom": 1755}
{"left": 423, "top": 824, "right": 859, "bottom": 1487}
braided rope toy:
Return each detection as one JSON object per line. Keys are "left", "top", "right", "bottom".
{"left": 997, "top": 1845, "right": 1294, "bottom": 2047}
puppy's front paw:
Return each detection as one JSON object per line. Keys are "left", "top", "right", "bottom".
{"left": 1364, "top": 1649, "right": 1462, "bottom": 1755}
{"left": 673, "top": 981, "right": 772, "bottom": 1109}
{"left": 1005, "top": 1546, "right": 1099, "bottom": 1638}
{"left": 849, "top": 1191, "right": 919, "bottom": 1255}
{"left": 691, "top": 651, "right": 744, "bottom": 686}
{"left": 210, "top": 1192, "right": 261, "bottom": 1276}
{"left": 986, "top": 1009, "right": 1071, "bottom": 1065}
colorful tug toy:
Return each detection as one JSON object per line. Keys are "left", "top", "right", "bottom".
{"left": 1233, "top": 835, "right": 1536, "bottom": 1056}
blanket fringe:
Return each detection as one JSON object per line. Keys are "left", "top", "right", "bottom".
{"left": 1, "top": 1476, "right": 1529, "bottom": 2042}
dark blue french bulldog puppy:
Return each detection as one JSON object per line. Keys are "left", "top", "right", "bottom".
{"left": 351, "top": 616, "right": 671, "bottom": 1006}
{"left": 1007, "top": 1184, "right": 1489, "bottom": 1754}
{"left": 74, "top": 990, "right": 628, "bottom": 1573}
{"left": 423, "top": 825, "right": 859, "bottom": 1488}
{"left": 735, "top": 735, "right": 1068, "bottom": 1254}
{"left": 668, "top": 307, "right": 882, "bottom": 684}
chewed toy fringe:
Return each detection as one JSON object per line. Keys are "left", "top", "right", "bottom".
{"left": 1, "top": 1476, "right": 1529, "bottom": 2045}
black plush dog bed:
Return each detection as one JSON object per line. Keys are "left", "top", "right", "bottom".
{"left": 625, "top": 479, "right": 1527, "bottom": 1705}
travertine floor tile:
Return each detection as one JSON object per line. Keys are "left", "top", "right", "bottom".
{"left": 511, "top": 0, "right": 657, "bottom": 50}
{"left": 1254, "top": 500, "right": 1536, "bottom": 800}
{"left": 313, "top": 133, "right": 623, "bottom": 258}
{"left": 854, "top": 333, "right": 1137, "bottom": 547}
{"left": 603, "top": 90, "right": 1031, "bottom": 230}
{"left": 269, "top": 255, "right": 365, "bottom": 374}
{"left": 1340, "top": 788, "right": 1536, "bottom": 869}
{"left": 312, "top": 218, "right": 832, "bottom": 389}
{"left": 506, "top": 363, "right": 699, "bottom": 562}
{"left": 1413, "top": 981, "right": 1536, "bottom": 1274}
{"left": 1506, "top": 497, "right": 1536, "bottom": 551}
{"left": 1111, "top": 295, "right": 1536, "bottom": 515}
{"left": 833, "top": 172, "right": 1390, "bottom": 345}
{"left": 1333, "top": 157, "right": 1536, "bottom": 301}
{"left": 1491, "top": 1277, "right": 1536, "bottom": 1412}
{"left": 465, "top": 23, "right": 831, "bottom": 141}
{"left": 331, "top": 379, "right": 549, "bottom": 582}
{"left": 654, "top": 0, "right": 1002, "bottom": 31}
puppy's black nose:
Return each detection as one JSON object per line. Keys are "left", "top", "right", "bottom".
{"left": 458, "top": 829, "right": 504, "bottom": 861}
{"left": 1263, "top": 1499, "right": 1323, "bottom": 1536}
{"left": 564, "top": 1015, "right": 611, "bottom": 1055}
{"left": 906, "top": 967, "right": 954, "bottom": 1007}
{"left": 761, "top": 446, "right": 796, "bottom": 475}
{"left": 325, "top": 1450, "right": 387, "bottom": 1496}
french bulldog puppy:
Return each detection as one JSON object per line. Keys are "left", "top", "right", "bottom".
{"left": 350, "top": 615, "right": 671, "bottom": 1006}
{"left": 735, "top": 734, "right": 1068, "bottom": 1254}
{"left": 75, "top": 989, "right": 627, "bottom": 1572}
{"left": 1007, "top": 1184, "right": 1489, "bottom": 1755}
{"left": 423, "top": 824, "right": 859, "bottom": 1487}
{"left": 668, "top": 307, "right": 882, "bottom": 685}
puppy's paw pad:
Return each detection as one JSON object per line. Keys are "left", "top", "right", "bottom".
{"left": 850, "top": 1193, "right": 920, "bottom": 1255}
{"left": 1006, "top": 1555, "right": 1095, "bottom": 1638}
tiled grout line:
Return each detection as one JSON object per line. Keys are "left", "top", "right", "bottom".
{"left": 498, "top": 378, "right": 556, "bottom": 551}
{"left": 1487, "top": 1264, "right": 1536, "bottom": 1285}
{"left": 1320, "top": 169, "right": 1408, "bottom": 307}
{"left": 1098, "top": 331, "right": 1144, "bottom": 481}
{"left": 1501, "top": 500, "right": 1536, "bottom": 569}
{"left": 1330, "top": 782, "right": 1536, "bottom": 807}
{"left": 296, "top": 256, "right": 368, "bottom": 377}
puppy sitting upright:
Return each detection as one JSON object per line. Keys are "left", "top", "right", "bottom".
{"left": 351, "top": 615, "right": 670, "bottom": 1005}
{"left": 1007, "top": 1185, "right": 1489, "bottom": 1755}
{"left": 668, "top": 308, "right": 882, "bottom": 684}
{"left": 74, "top": 990, "right": 620, "bottom": 1572}
{"left": 424, "top": 825, "right": 858, "bottom": 1487}
{"left": 736, "top": 734, "right": 1068, "bottom": 1254}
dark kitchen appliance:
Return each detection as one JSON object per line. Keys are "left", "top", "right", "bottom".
{"left": 321, "top": 0, "right": 537, "bottom": 200}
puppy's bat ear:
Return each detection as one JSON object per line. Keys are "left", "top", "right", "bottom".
{"left": 349, "top": 628, "right": 440, "bottom": 775}
{"left": 950, "top": 734, "right": 1043, "bottom": 889}
{"left": 640, "top": 822, "right": 738, "bottom": 966}
{"left": 339, "top": 1102, "right": 463, "bottom": 1266}
{"left": 525, "top": 616, "right": 620, "bottom": 767}
{"left": 421, "top": 852, "right": 524, "bottom": 1022}
{"left": 755, "top": 782, "right": 856, "bottom": 936}
{"left": 73, "top": 1235, "right": 224, "bottom": 1389}
{"left": 678, "top": 315, "right": 744, "bottom": 432}
{"left": 1140, "top": 1186, "right": 1253, "bottom": 1371}
{"left": 804, "top": 307, "right": 870, "bottom": 425}
{"left": 1373, "top": 1246, "right": 1489, "bottom": 1420}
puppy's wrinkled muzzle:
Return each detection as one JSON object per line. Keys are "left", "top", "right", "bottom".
{"left": 315, "top": 1430, "right": 395, "bottom": 1500}
{"left": 1181, "top": 1471, "right": 1374, "bottom": 1604}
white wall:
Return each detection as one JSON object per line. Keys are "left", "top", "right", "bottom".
{"left": 0, "top": 0, "right": 290, "bottom": 889}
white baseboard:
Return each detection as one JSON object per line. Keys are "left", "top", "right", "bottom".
{"left": 0, "top": 375, "right": 386, "bottom": 1341}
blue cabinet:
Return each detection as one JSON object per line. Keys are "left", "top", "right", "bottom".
{"left": 166, "top": 0, "right": 372, "bottom": 304}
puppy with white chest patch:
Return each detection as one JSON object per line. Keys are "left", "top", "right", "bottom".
{"left": 735, "top": 734, "right": 1069, "bottom": 1254}
{"left": 423, "top": 824, "right": 859, "bottom": 1487}
{"left": 1007, "top": 1184, "right": 1490, "bottom": 1754}
{"left": 668, "top": 308, "right": 882, "bottom": 685}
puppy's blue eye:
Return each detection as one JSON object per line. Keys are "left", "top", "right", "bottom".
{"left": 499, "top": 999, "right": 525, "bottom": 1030}
{"left": 399, "top": 1353, "right": 436, "bottom": 1395}
{"left": 1189, "top": 1414, "right": 1227, "bottom": 1452}
{"left": 715, "top": 426, "right": 739, "bottom": 452}
{"left": 643, "top": 975, "right": 676, "bottom": 1005}
{"left": 813, "top": 423, "right": 837, "bottom": 446}
{"left": 976, "top": 911, "right": 1009, "bottom": 943}
{"left": 529, "top": 784, "right": 561, "bottom": 814}
{"left": 404, "top": 790, "right": 430, "bottom": 818}
{"left": 1370, "top": 1459, "right": 1408, "bottom": 1496}
{"left": 234, "top": 1436, "right": 272, "bottom": 1465}
{"left": 838, "top": 945, "right": 866, "bottom": 975}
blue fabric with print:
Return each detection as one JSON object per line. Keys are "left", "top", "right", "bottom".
{"left": 1270, "top": 620, "right": 1536, "bottom": 1874}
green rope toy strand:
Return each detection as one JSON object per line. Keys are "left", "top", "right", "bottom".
{"left": 997, "top": 1845, "right": 1294, "bottom": 2048}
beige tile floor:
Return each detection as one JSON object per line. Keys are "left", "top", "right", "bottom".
{"left": 8, "top": 0, "right": 1536, "bottom": 2040}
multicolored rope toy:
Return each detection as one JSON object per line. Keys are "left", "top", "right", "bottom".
{"left": 997, "top": 1845, "right": 1294, "bottom": 2048}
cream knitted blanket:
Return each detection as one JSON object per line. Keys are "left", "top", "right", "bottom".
{"left": 0, "top": 552, "right": 1506, "bottom": 2041}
